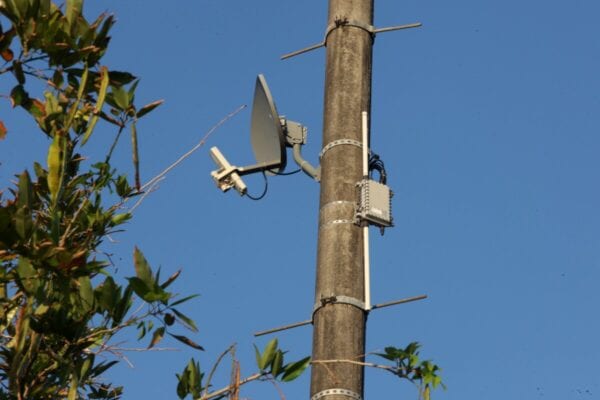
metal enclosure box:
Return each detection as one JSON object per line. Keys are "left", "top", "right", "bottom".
{"left": 356, "top": 179, "right": 393, "bottom": 227}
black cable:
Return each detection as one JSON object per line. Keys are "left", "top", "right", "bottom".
{"left": 245, "top": 171, "right": 268, "bottom": 201}
{"left": 369, "top": 153, "right": 387, "bottom": 184}
{"left": 268, "top": 168, "right": 302, "bottom": 176}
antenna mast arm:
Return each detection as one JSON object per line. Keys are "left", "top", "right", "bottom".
{"left": 292, "top": 143, "right": 321, "bottom": 181}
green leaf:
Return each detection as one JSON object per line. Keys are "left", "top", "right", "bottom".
{"left": 258, "top": 338, "right": 278, "bottom": 371}
{"left": 136, "top": 99, "right": 164, "bottom": 119}
{"left": 65, "top": 64, "right": 88, "bottom": 131}
{"left": 68, "top": 373, "right": 78, "bottom": 400}
{"left": 10, "top": 85, "right": 28, "bottom": 107}
{"left": 148, "top": 327, "right": 165, "bottom": 349}
{"left": 271, "top": 350, "right": 284, "bottom": 377}
{"left": 171, "top": 308, "right": 198, "bottom": 332}
{"left": 97, "top": 276, "right": 118, "bottom": 311}
{"left": 78, "top": 276, "right": 94, "bottom": 311}
{"left": 90, "top": 360, "right": 118, "bottom": 378}
{"left": 111, "top": 86, "right": 129, "bottom": 110}
{"left": 65, "top": 0, "right": 83, "bottom": 31}
{"left": 169, "top": 333, "right": 204, "bottom": 351}
{"left": 127, "top": 79, "right": 139, "bottom": 105}
{"left": 126, "top": 277, "right": 151, "bottom": 299}
{"left": 254, "top": 344, "right": 262, "bottom": 370}
{"left": 17, "top": 171, "right": 33, "bottom": 209}
{"left": 133, "top": 247, "right": 153, "bottom": 286}
{"left": 168, "top": 294, "right": 200, "bottom": 308}
{"left": 108, "top": 71, "right": 137, "bottom": 87}
{"left": 82, "top": 66, "right": 109, "bottom": 145}
{"left": 47, "top": 133, "right": 64, "bottom": 204}
{"left": 110, "top": 212, "right": 131, "bottom": 226}
{"left": 128, "top": 277, "right": 170, "bottom": 303}
{"left": 17, "top": 257, "right": 39, "bottom": 294}
{"left": 14, "top": 205, "right": 32, "bottom": 239}
{"left": 281, "top": 356, "right": 311, "bottom": 382}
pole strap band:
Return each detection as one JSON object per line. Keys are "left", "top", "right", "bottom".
{"left": 313, "top": 295, "right": 366, "bottom": 314}
{"left": 311, "top": 388, "right": 363, "bottom": 400}
{"left": 319, "top": 139, "right": 364, "bottom": 159}
{"left": 320, "top": 200, "right": 355, "bottom": 212}
{"left": 319, "top": 219, "right": 355, "bottom": 229}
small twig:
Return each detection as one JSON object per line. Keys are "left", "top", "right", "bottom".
{"left": 230, "top": 359, "right": 240, "bottom": 400}
{"left": 106, "top": 346, "right": 179, "bottom": 352}
{"left": 199, "top": 372, "right": 263, "bottom": 400}
{"left": 265, "top": 374, "right": 287, "bottom": 400}
{"left": 139, "top": 104, "right": 246, "bottom": 193}
{"left": 105, "top": 123, "right": 127, "bottom": 164}
{"left": 203, "top": 344, "right": 236, "bottom": 397}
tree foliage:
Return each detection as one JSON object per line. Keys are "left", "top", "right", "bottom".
{"left": 0, "top": 1, "right": 200, "bottom": 398}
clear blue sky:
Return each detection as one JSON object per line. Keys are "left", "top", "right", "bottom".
{"left": 2, "top": 1, "right": 599, "bottom": 399}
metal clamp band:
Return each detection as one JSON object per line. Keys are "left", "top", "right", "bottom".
{"left": 311, "top": 388, "right": 362, "bottom": 400}
{"left": 319, "top": 219, "right": 355, "bottom": 229}
{"left": 320, "top": 200, "right": 355, "bottom": 212}
{"left": 325, "top": 18, "right": 375, "bottom": 42}
{"left": 313, "top": 295, "right": 366, "bottom": 314}
{"left": 319, "top": 139, "right": 364, "bottom": 159}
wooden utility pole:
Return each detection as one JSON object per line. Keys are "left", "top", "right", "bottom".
{"left": 311, "top": 1, "right": 374, "bottom": 399}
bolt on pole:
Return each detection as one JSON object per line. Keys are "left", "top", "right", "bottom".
{"left": 310, "top": 1, "right": 374, "bottom": 399}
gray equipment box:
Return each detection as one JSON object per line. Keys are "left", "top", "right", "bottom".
{"left": 356, "top": 179, "right": 393, "bottom": 227}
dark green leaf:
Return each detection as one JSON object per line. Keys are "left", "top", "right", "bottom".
{"left": 169, "top": 333, "right": 204, "bottom": 351}
{"left": 10, "top": 85, "right": 28, "bottom": 107}
{"left": 90, "top": 360, "right": 118, "bottom": 379}
{"left": 14, "top": 205, "right": 33, "bottom": 239}
{"left": 16, "top": 257, "right": 39, "bottom": 294}
{"left": 126, "top": 277, "right": 151, "bottom": 299}
{"left": 271, "top": 350, "right": 284, "bottom": 377}
{"left": 78, "top": 276, "right": 94, "bottom": 311}
{"left": 17, "top": 170, "right": 33, "bottom": 209}
{"left": 133, "top": 247, "right": 153, "bottom": 286}
{"left": 281, "top": 356, "right": 311, "bottom": 382}
{"left": 13, "top": 60, "right": 25, "bottom": 84}
{"left": 168, "top": 294, "right": 200, "bottom": 307}
{"left": 108, "top": 71, "right": 137, "bottom": 87}
{"left": 172, "top": 308, "right": 198, "bottom": 332}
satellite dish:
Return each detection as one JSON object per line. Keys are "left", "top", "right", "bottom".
{"left": 209, "top": 74, "right": 319, "bottom": 196}
{"left": 250, "top": 74, "right": 287, "bottom": 174}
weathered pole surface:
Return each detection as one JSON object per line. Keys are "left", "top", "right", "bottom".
{"left": 311, "top": 0, "right": 374, "bottom": 399}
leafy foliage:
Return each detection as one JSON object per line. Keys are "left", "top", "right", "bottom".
{"left": 175, "top": 339, "right": 309, "bottom": 400}
{"left": 0, "top": 1, "right": 200, "bottom": 398}
{"left": 374, "top": 342, "right": 445, "bottom": 400}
